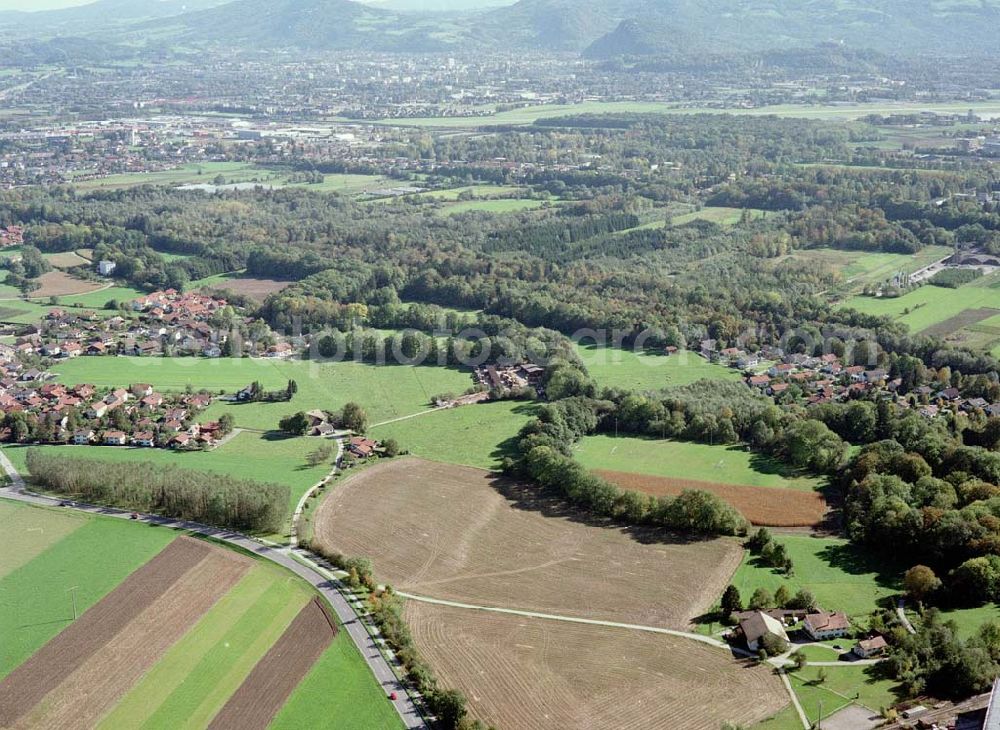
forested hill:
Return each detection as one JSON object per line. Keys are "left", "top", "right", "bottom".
{"left": 4, "top": 0, "right": 1000, "bottom": 57}
{"left": 479, "top": 0, "right": 1000, "bottom": 55}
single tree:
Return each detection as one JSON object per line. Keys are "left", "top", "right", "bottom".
{"left": 721, "top": 584, "right": 743, "bottom": 616}
{"left": 749, "top": 587, "right": 774, "bottom": 611}
{"left": 903, "top": 565, "right": 942, "bottom": 602}
{"left": 340, "top": 401, "right": 368, "bottom": 433}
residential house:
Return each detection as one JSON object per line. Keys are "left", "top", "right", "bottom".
{"left": 739, "top": 611, "right": 789, "bottom": 652}
{"left": 348, "top": 436, "right": 378, "bottom": 459}
{"left": 72, "top": 429, "right": 94, "bottom": 445}
{"left": 132, "top": 431, "right": 155, "bottom": 447}
{"left": 103, "top": 431, "right": 128, "bottom": 446}
{"left": 803, "top": 611, "right": 850, "bottom": 641}
{"left": 854, "top": 636, "right": 888, "bottom": 658}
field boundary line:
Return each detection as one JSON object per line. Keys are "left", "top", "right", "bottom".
{"left": 395, "top": 590, "right": 743, "bottom": 652}
{"left": 369, "top": 405, "right": 451, "bottom": 429}
{"left": 780, "top": 669, "right": 811, "bottom": 729}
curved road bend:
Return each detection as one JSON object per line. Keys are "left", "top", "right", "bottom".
{"left": 0, "top": 450, "right": 426, "bottom": 730}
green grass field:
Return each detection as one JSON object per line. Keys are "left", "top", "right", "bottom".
{"left": 729, "top": 535, "right": 901, "bottom": 620}
{"left": 69, "top": 162, "right": 268, "bottom": 192}
{"left": 69, "top": 163, "right": 388, "bottom": 198}
{"left": 370, "top": 400, "right": 538, "bottom": 470}
{"left": 0, "top": 504, "right": 176, "bottom": 679}
{"left": 787, "top": 665, "right": 900, "bottom": 725}
{"left": 935, "top": 603, "right": 1000, "bottom": 640}
{"left": 753, "top": 705, "right": 802, "bottom": 730}
{"left": 52, "top": 357, "right": 474, "bottom": 430}
{"left": 574, "top": 435, "right": 823, "bottom": 491}
{"left": 574, "top": 345, "right": 740, "bottom": 392}
{"left": 671, "top": 206, "right": 766, "bottom": 226}
{"left": 31, "top": 284, "right": 147, "bottom": 309}
{"left": 786, "top": 246, "right": 952, "bottom": 294}
{"left": 377, "top": 100, "right": 1000, "bottom": 128}
{"left": 270, "top": 632, "right": 404, "bottom": 730}
{"left": 0, "top": 500, "right": 87, "bottom": 580}
{"left": 440, "top": 198, "right": 546, "bottom": 215}
{"left": 403, "top": 184, "right": 527, "bottom": 201}
{"left": 841, "top": 271, "right": 1000, "bottom": 334}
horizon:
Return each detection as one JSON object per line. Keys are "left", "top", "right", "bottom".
{"left": 0, "top": 0, "right": 514, "bottom": 10}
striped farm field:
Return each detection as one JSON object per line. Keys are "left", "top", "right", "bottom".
{"left": 0, "top": 501, "right": 402, "bottom": 729}
{"left": 405, "top": 602, "right": 787, "bottom": 730}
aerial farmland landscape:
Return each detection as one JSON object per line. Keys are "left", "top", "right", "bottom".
{"left": 0, "top": 0, "right": 999, "bottom": 729}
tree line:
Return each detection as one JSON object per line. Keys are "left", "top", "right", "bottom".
{"left": 26, "top": 449, "right": 288, "bottom": 533}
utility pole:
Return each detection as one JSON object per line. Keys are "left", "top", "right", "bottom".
{"left": 67, "top": 586, "right": 79, "bottom": 621}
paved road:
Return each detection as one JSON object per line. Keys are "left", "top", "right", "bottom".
{"left": 0, "top": 450, "right": 426, "bottom": 730}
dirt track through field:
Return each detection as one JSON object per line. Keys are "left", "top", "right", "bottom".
{"left": 0, "top": 537, "right": 207, "bottom": 726}
{"left": 12, "top": 547, "right": 251, "bottom": 729}
{"left": 207, "top": 598, "right": 337, "bottom": 730}
{"left": 405, "top": 602, "right": 787, "bottom": 730}
{"left": 596, "top": 469, "right": 828, "bottom": 527}
{"left": 314, "top": 457, "right": 742, "bottom": 630}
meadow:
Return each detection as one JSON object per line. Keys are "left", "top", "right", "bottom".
{"left": 786, "top": 665, "right": 900, "bottom": 727}
{"left": 574, "top": 344, "right": 740, "bottom": 392}
{"left": 270, "top": 633, "right": 404, "bottom": 730}
{"left": 68, "top": 162, "right": 271, "bottom": 192}
{"left": 51, "top": 356, "right": 474, "bottom": 428}
{"left": 377, "top": 100, "right": 1000, "bottom": 128}
{"left": 785, "top": 246, "right": 952, "bottom": 294}
{"left": 440, "top": 198, "right": 546, "bottom": 215}
{"left": 574, "top": 435, "right": 823, "bottom": 492}
{"left": 369, "top": 399, "right": 538, "bottom": 469}
{"left": 727, "top": 535, "right": 902, "bottom": 620}
{"left": 0, "top": 503, "right": 176, "bottom": 679}
{"left": 671, "top": 206, "right": 767, "bottom": 226}
{"left": 68, "top": 163, "right": 389, "bottom": 198}
{"left": 841, "top": 271, "right": 1000, "bottom": 335}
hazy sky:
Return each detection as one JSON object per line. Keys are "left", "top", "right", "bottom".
{"left": 0, "top": 0, "right": 513, "bottom": 10}
{"left": 0, "top": 0, "right": 92, "bottom": 10}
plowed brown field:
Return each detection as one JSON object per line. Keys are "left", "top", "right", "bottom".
{"left": 32, "top": 271, "right": 105, "bottom": 297}
{"left": 208, "top": 598, "right": 337, "bottom": 730}
{"left": 313, "top": 457, "right": 742, "bottom": 630}
{"left": 405, "top": 602, "right": 788, "bottom": 730}
{"left": 12, "top": 546, "right": 250, "bottom": 730}
{"left": 596, "top": 469, "right": 828, "bottom": 527}
{"left": 0, "top": 537, "right": 210, "bottom": 727}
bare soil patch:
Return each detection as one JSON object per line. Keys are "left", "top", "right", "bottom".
{"left": 45, "top": 251, "right": 90, "bottom": 270}
{"left": 596, "top": 469, "right": 828, "bottom": 527}
{"left": 0, "top": 537, "right": 209, "bottom": 726}
{"left": 405, "top": 601, "right": 788, "bottom": 730}
{"left": 13, "top": 546, "right": 250, "bottom": 729}
{"left": 313, "top": 457, "right": 743, "bottom": 629}
{"left": 923, "top": 306, "right": 1000, "bottom": 338}
{"left": 208, "top": 598, "right": 337, "bottom": 730}
{"left": 199, "top": 277, "right": 289, "bottom": 302}
{"left": 32, "top": 271, "right": 105, "bottom": 298}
